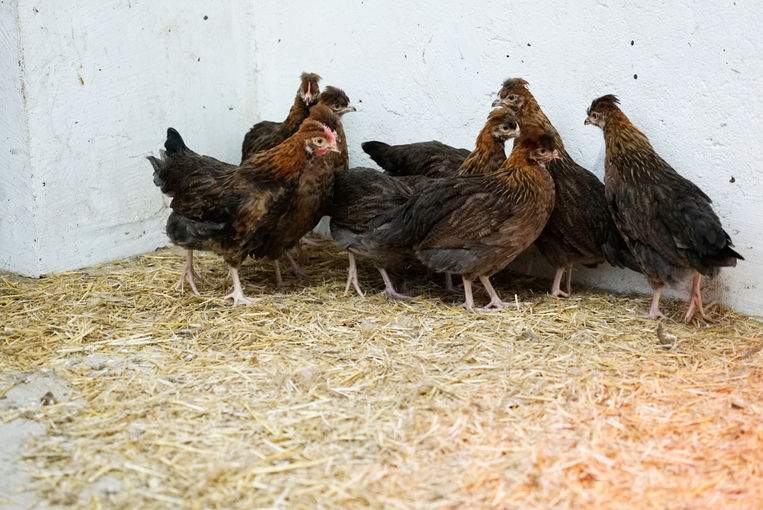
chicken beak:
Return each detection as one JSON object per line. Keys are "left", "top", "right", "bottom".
{"left": 328, "top": 144, "right": 340, "bottom": 153}
{"left": 491, "top": 98, "right": 502, "bottom": 108}
{"left": 342, "top": 105, "right": 357, "bottom": 114}
{"left": 551, "top": 149, "right": 561, "bottom": 160}
{"left": 584, "top": 118, "right": 592, "bottom": 126}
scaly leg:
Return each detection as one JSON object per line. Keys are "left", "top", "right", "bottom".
{"left": 377, "top": 267, "right": 412, "bottom": 300}
{"left": 444, "top": 273, "right": 455, "bottom": 292}
{"left": 550, "top": 267, "right": 569, "bottom": 298}
{"left": 273, "top": 260, "right": 283, "bottom": 288}
{"left": 461, "top": 277, "right": 475, "bottom": 311}
{"left": 645, "top": 287, "right": 665, "bottom": 319}
{"left": 175, "top": 249, "right": 200, "bottom": 296}
{"left": 286, "top": 252, "right": 309, "bottom": 278}
{"left": 344, "top": 253, "right": 364, "bottom": 297}
{"left": 223, "top": 267, "right": 260, "bottom": 306}
{"left": 564, "top": 264, "right": 573, "bottom": 295}
{"left": 684, "top": 272, "right": 708, "bottom": 322}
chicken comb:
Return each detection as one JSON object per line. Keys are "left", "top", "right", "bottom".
{"left": 588, "top": 94, "right": 620, "bottom": 113}
{"left": 321, "top": 123, "right": 337, "bottom": 146}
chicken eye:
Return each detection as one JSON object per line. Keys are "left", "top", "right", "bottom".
{"left": 333, "top": 103, "right": 341, "bottom": 109}
{"left": 316, "top": 137, "right": 324, "bottom": 144}
{"left": 508, "top": 94, "right": 518, "bottom": 101}
{"left": 500, "top": 124, "right": 509, "bottom": 131}
{"left": 592, "top": 112, "right": 599, "bottom": 119}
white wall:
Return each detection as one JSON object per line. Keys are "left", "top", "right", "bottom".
{"left": 2, "top": 1, "right": 761, "bottom": 315}
{"left": 0, "top": 0, "right": 38, "bottom": 275}
{"left": 1, "top": 0, "right": 256, "bottom": 275}
{"left": 251, "top": 0, "right": 763, "bottom": 316}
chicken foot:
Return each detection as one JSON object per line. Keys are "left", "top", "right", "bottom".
{"left": 176, "top": 249, "right": 201, "bottom": 295}
{"left": 223, "top": 267, "right": 260, "bottom": 306}
{"left": 475, "top": 276, "right": 523, "bottom": 311}
{"left": 684, "top": 272, "right": 708, "bottom": 322}
{"left": 377, "top": 267, "right": 412, "bottom": 300}
{"left": 344, "top": 253, "right": 364, "bottom": 297}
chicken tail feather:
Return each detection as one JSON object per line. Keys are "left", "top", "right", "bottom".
{"left": 165, "top": 127, "right": 187, "bottom": 156}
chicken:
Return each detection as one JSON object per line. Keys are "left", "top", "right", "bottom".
{"left": 366, "top": 124, "right": 557, "bottom": 311}
{"left": 240, "top": 72, "right": 321, "bottom": 162}
{"left": 493, "top": 78, "right": 640, "bottom": 297}
{"left": 148, "top": 118, "right": 339, "bottom": 306}
{"left": 263, "top": 105, "right": 343, "bottom": 285}
{"left": 585, "top": 94, "right": 742, "bottom": 321}
{"left": 281, "top": 95, "right": 356, "bottom": 277}
{"left": 330, "top": 107, "right": 521, "bottom": 298}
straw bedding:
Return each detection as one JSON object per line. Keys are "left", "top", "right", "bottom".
{"left": 1, "top": 241, "right": 761, "bottom": 509}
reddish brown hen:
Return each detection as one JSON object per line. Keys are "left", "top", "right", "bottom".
{"left": 148, "top": 119, "right": 339, "bottom": 306}
{"left": 240, "top": 72, "right": 321, "bottom": 162}
{"left": 585, "top": 94, "right": 742, "bottom": 321}
{"left": 494, "top": 78, "right": 640, "bottom": 297}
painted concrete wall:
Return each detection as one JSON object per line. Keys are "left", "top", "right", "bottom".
{"left": 2, "top": 1, "right": 761, "bottom": 315}
{"left": 0, "top": 0, "right": 256, "bottom": 275}
{"left": 251, "top": 0, "right": 763, "bottom": 315}
{"left": 0, "top": 0, "right": 38, "bottom": 275}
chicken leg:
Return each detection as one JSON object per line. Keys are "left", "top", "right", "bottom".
{"left": 564, "top": 264, "right": 573, "bottom": 295}
{"left": 344, "top": 253, "right": 364, "bottom": 297}
{"left": 176, "top": 249, "right": 200, "bottom": 295}
{"left": 550, "top": 267, "right": 569, "bottom": 298}
{"left": 223, "top": 267, "right": 260, "bottom": 306}
{"left": 444, "top": 273, "right": 455, "bottom": 292}
{"left": 461, "top": 277, "right": 475, "bottom": 311}
{"left": 644, "top": 286, "right": 666, "bottom": 319}
{"left": 377, "top": 267, "right": 411, "bottom": 300}
{"left": 273, "top": 260, "right": 283, "bottom": 288}
{"left": 684, "top": 272, "right": 708, "bottom": 322}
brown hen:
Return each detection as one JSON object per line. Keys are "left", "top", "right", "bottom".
{"left": 148, "top": 119, "right": 338, "bottom": 305}
{"left": 585, "top": 94, "right": 742, "bottom": 321}
{"left": 366, "top": 124, "right": 557, "bottom": 311}
{"left": 494, "top": 78, "right": 640, "bottom": 297}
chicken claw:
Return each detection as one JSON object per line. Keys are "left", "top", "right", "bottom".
{"left": 176, "top": 249, "right": 201, "bottom": 296}
{"left": 223, "top": 267, "right": 261, "bottom": 306}
{"left": 377, "top": 268, "right": 412, "bottom": 300}
{"left": 344, "top": 253, "right": 364, "bottom": 297}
